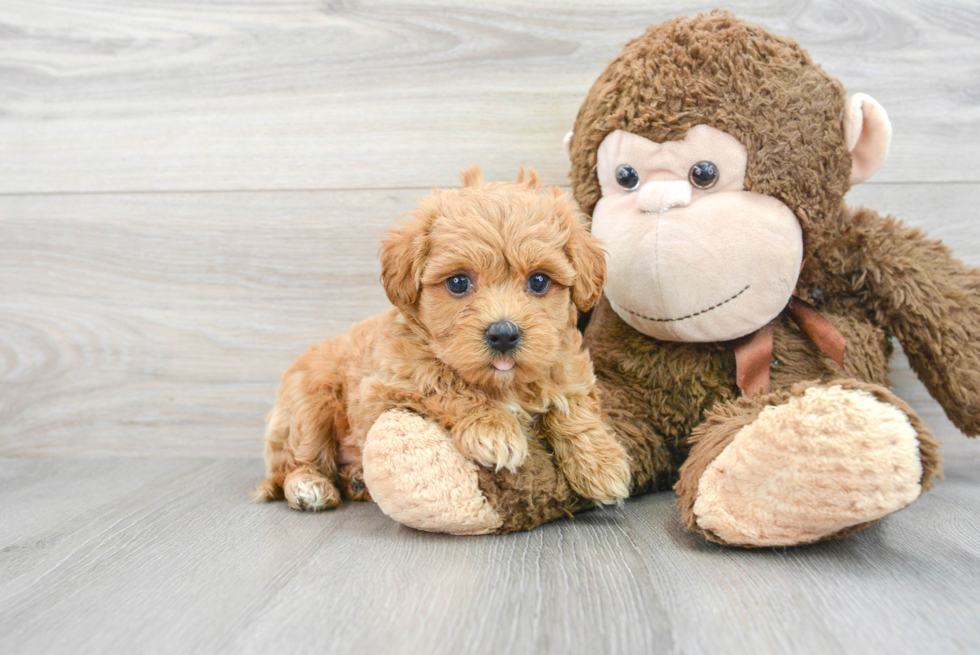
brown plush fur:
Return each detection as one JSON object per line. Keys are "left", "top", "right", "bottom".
{"left": 567, "top": 10, "right": 851, "bottom": 253}
{"left": 467, "top": 11, "right": 977, "bottom": 540}
{"left": 257, "top": 167, "right": 631, "bottom": 510}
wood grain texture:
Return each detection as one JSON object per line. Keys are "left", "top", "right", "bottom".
{"left": 0, "top": 190, "right": 396, "bottom": 456}
{"left": 1, "top": 0, "right": 979, "bottom": 193}
{"left": 2, "top": 184, "right": 978, "bottom": 457}
{"left": 0, "top": 452, "right": 976, "bottom": 655}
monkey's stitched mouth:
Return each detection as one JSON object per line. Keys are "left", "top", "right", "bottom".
{"left": 618, "top": 285, "right": 750, "bottom": 323}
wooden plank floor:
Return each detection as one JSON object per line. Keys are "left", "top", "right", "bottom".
{"left": 0, "top": 429, "right": 978, "bottom": 655}
{"left": 2, "top": 1, "right": 980, "bottom": 653}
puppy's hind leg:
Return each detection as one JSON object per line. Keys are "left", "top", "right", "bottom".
{"left": 256, "top": 394, "right": 343, "bottom": 511}
{"left": 257, "top": 336, "right": 355, "bottom": 510}
{"left": 283, "top": 465, "right": 341, "bottom": 511}
{"left": 284, "top": 390, "right": 345, "bottom": 510}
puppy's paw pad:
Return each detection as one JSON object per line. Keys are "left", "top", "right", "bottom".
{"left": 284, "top": 473, "right": 341, "bottom": 511}
{"left": 339, "top": 464, "right": 372, "bottom": 502}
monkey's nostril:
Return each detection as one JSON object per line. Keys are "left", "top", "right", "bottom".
{"left": 485, "top": 321, "right": 522, "bottom": 354}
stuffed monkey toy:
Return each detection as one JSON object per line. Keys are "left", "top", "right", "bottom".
{"left": 359, "top": 11, "right": 980, "bottom": 546}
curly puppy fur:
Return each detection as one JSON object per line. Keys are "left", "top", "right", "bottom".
{"left": 256, "top": 167, "right": 631, "bottom": 510}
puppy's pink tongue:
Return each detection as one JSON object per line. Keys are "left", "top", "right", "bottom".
{"left": 493, "top": 359, "right": 515, "bottom": 371}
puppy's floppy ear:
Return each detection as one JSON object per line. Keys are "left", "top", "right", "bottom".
{"left": 564, "top": 207, "right": 607, "bottom": 312}
{"left": 379, "top": 212, "right": 428, "bottom": 307}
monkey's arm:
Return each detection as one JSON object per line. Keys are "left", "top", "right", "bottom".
{"left": 841, "top": 206, "right": 980, "bottom": 436}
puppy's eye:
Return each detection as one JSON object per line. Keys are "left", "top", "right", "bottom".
{"left": 445, "top": 274, "right": 471, "bottom": 296}
{"left": 527, "top": 273, "right": 551, "bottom": 295}
{"left": 688, "top": 160, "right": 718, "bottom": 189}
{"left": 615, "top": 165, "right": 640, "bottom": 191}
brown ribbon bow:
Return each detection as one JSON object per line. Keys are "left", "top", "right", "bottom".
{"left": 733, "top": 295, "right": 847, "bottom": 396}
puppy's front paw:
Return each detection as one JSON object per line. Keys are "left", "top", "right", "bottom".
{"left": 453, "top": 415, "right": 529, "bottom": 472}
{"left": 561, "top": 435, "right": 631, "bottom": 506}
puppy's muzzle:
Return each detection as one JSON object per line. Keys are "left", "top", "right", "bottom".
{"left": 485, "top": 321, "right": 521, "bottom": 355}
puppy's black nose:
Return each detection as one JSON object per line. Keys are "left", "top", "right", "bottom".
{"left": 485, "top": 321, "right": 521, "bottom": 354}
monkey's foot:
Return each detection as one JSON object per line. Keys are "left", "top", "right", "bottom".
{"left": 676, "top": 380, "right": 941, "bottom": 547}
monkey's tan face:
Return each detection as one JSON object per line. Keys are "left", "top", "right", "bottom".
{"left": 591, "top": 126, "right": 803, "bottom": 342}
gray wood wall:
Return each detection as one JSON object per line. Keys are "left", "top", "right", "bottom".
{"left": 2, "top": 0, "right": 979, "bottom": 458}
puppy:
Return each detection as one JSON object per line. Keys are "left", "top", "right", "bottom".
{"left": 256, "top": 166, "right": 631, "bottom": 511}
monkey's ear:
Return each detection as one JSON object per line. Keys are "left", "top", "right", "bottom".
{"left": 379, "top": 215, "right": 428, "bottom": 307}
{"left": 461, "top": 165, "right": 484, "bottom": 188}
{"left": 565, "top": 213, "right": 607, "bottom": 312}
{"left": 843, "top": 93, "right": 892, "bottom": 185}
{"left": 563, "top": 132, "right": 574, "bottom": 161}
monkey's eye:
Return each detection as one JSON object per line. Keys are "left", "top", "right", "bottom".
{"left": 688, "top": 161, "right": 719, "bottom": 189}
{"left": 445, "top": 274, "right": 471, "bottom": 296}
{"left": 615, "top": 165, "right": 640, "bottom": 191}
{"left": 527, "top": 273, "right": 551, "bottom": 295}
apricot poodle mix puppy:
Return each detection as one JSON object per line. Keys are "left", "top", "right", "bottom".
{"left": 256, "top": 166, "right": 631, "bottom": 511}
